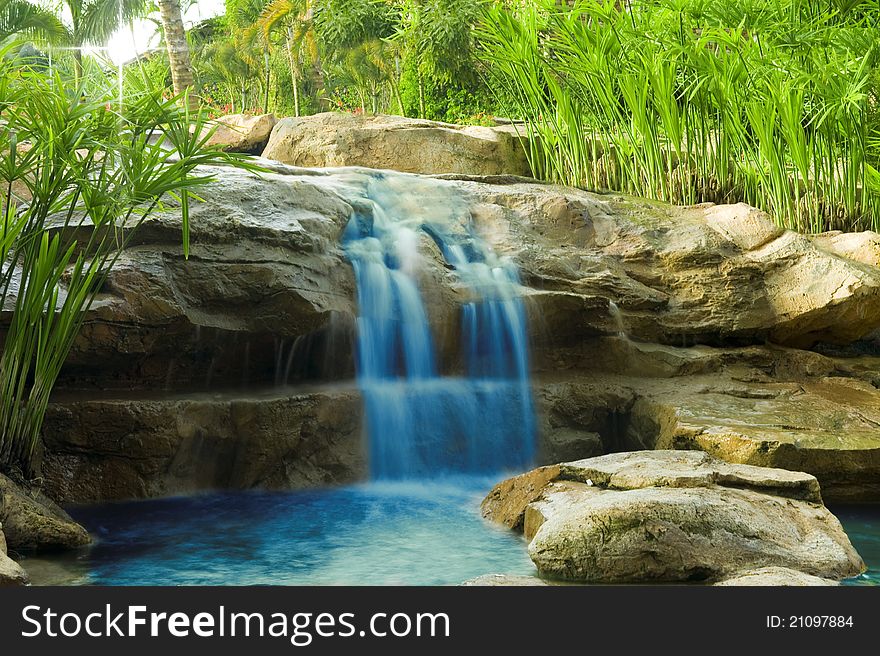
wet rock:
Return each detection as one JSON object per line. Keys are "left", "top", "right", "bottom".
{"left": 205, "top": 113, "right": 278, "bottom": 154}
{"left": 485, "top": 451, "right": 865, "bottom": 583}
{"left": 1, "top": 523, "right": 29, "bottom": 586}
{"left": 714, "top": 567, "right": 838, "bottom": 586}
{"left": 647, "top": 376, "right": 880, "bottom": 503}
{"left": 40, "top": 387, "right": 365, "bottom": 503}
{"left": 54, "top": 166, "right": 359, "bottom": 390}
{"left": 0, "top": 474, "right": 90, "bottom": 552}
{"left": 263, "top": 113, "right": 533, "bottom": 177}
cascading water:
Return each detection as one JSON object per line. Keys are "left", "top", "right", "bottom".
{"left": 340, "top": 171, "right": 535, "bottom": 479}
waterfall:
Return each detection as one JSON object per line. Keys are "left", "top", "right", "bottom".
{"left": 340, "top": 171, "right": 535, "bottom": 479}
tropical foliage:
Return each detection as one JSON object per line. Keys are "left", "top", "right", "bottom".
{"left": 0, "top": 51, "right": 254, "bottom": 477}
{"left": 479, "top": 0, "right": 880, "bottom": 232}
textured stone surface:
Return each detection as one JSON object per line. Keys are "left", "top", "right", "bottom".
{"left": 206, "top": 113, "right": 278, "bottom": 154}
{"left": 0, "top": 474, "right": 90, "bottom": 551}
{"left": 0, "top": 549, "right": 29, "bottom": 586}
{"left": 8, "top": 160, "right": 877, "bottom": 504}
{"left": 41, "top": 387, "right": 365, "bottom": 503}
{"left": 262, "top": 113, "right": 533, "bottom": 176}
{"left": 485, "top": 451, "right": 865, "bottom": 583}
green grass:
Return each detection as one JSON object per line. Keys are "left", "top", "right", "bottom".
{"left": 479, "top": 0, "right": 880, "bottom": 233}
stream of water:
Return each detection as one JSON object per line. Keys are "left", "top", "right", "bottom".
{"left": 340, "top": 171, "right": 534, "bottom": 478}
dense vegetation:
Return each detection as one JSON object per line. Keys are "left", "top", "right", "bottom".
{"left": 480, "top": 0, "right": 880, "bottom": 233}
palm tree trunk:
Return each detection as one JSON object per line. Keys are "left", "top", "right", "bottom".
{"left": 156, "top": 0, "right": 197, "bottom": 110}
{"left": 286, "top": 28, "right": 300, "bottom": 117}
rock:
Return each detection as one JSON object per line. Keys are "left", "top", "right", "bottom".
{"left": 461, "top": 574, "right": 549, "bottom": 586}
{"left": 262, "top": 113, "right": 533, "bottom": 177}
{"left": 0, "top": 474, "right": 90, "bottom": 551}
{"left": 205, "top": 113, "right": 278, "bottom": 154}
{"left": 813, "top": 230, "right": 880, "bottom": 268}
{"left": 485, "top": 451, "right": 865, "bottom": 583}
{"left": 1, "top": 159, "right": 874, "bottom": 504}
{"left": 41, "top": 387, "right": 365, "bottom": 503}
{"left": 456, "top": 179, "right": 880, "bottom": 348}
{"left": 647, "top": 376, "right": 880, "bottom": 503}
{"left": 481, "top": 466, "right": 561, "bottom": 531}
{"left": 0, "top": 548, "right": 29, "bottom": 586}
{"left": 714, "top": 567, "right": 838, "bottom": 586}
{"left": 49, "top": 165, "right": 359, "bottom": 391}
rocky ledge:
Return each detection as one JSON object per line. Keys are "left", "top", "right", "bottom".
{"left": 482, "top": 451, "right": 865, "bottom": 585}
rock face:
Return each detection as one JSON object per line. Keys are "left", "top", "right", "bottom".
{"left": 0, "top": 474, "right": 90, "bottom": 551}
{"left": 42, "top": 387, "right": 365, "bottom": 503}
{"left": 483, "top": 451, "right": 865, "bottom": 584}
{"left": 55, "top": 165, "right": 358, "bottom": 391}
{"left": 459, "top": 183, "right": 880, "bottom": 348}
{"left": 206, "top": 113, "right": 278, "bottom": 154}
{"left": 262, "top": 113, "right": 533, "bottom": 177}
{"left": 0, "top": 526, "right": 29, "bottom": 586}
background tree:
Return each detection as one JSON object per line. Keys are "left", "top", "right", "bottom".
{"left": 156, "top": 0, "right": 196, "bottom": 108}
{"left": 58, "top": 0, "right": 147, "bottom": 84}
{"left": 0, "top": 0, "right": 67, "bottom": 44}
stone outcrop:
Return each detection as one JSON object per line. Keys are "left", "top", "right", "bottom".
{"left": 458, "top": 182, "right": 880, "bottom": 349}
{"left": 0, "top": 474, "right": 90, "bottom": 551}
{"left": 205, "top": 113, "right": 278, "bottom": 154}
{"left": 483, "top": 451, "right": 865, "bottom": 584}
{"left": 53, "top": 165, "right": 358, "bottom": 391}
{"left": 42, "top": 387, "right": 365, "bottom": 503}
{"left": 262, "top": 113, "right": 533, "bottom": 177}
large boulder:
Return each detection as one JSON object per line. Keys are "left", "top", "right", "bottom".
{"left": 205, "top": 113, "right": 278, "bottom": 154}
{"left": 262, "top": 113, "right": 533, "bottom": 177}
{"left": 0, "top": 474, "right": 90, "bottom": 551}
{"left": 484, "top": 451, "right": 865, "bottom": 584}
{"left": 50, "top": 165, "right": 359, "bottom": 391}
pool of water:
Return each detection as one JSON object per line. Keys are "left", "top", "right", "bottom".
{"left": 26, "top": 477, "right": 535, "bottom": 586}
{"left": 21, "top": 487, "right": 880, "bottom": 586}
{"left": 835, "top": 507, "right": 880, "bottom": 587}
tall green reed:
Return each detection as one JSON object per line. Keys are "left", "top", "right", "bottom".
{"left": 479, "top": 0, "right": 880, "bottom": 233}
{"left": 0, "top": 55, "right": 259, "bottom": 478}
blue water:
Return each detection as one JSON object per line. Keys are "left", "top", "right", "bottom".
{"left": 58, "top": 479, "right": 534, "bottom": 586}
{"left": 836, "top": 507, "right": 880, "bottom": 586}
{"left": 340, "top": 171, "right": 535, "bottom": 479}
